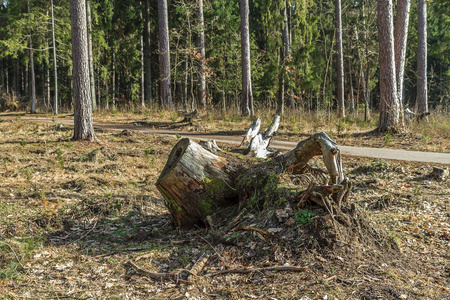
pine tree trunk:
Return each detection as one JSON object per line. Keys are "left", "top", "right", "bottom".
{"left": 87, "top": 0, "right": 96, "bottom": 111}
{"left": 417, "top": 0, "right": 428, "bottom": 115}
{"left": 277, "top": 1, "right": 289, "bottom": 117}
{"left": 46, "top": 49, "right": 51, "bottom": 110}
{"left": 51, "top": 0, "right": 59, "bottom": 115}
{"left": 0, "top": 60, "right": 4, "bottom": 93}
{"left": 348, "top": 59, "right": 355, "bottom": 116}
{"left": 287, "top": 1, "right": 295, "bottom": 109}
{"left": 143, "top": 0, "right": 152, "bottom": 107}
{"left": 336, "top": 0, "right": 345, "bottom": 118}
{"left": 197, "top": 0, "right": 206, "bottom": 109}
{"left": 377, "top": 0, "right": 400, "bottom": 132}
{"left": 158, "top": 0, "right": 172, "bottom": 108}
{"left": 240, "top": 0, "right": 253, "bottom": 116}
{"left": 70, "top": 0, "right": 96, "bottom": 141}
{"left": 28, "top": 0, "right": 36, "bottom": 114}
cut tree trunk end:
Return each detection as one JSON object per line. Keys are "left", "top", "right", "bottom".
{"left": 156, "top": 138, "right": 237, "bottom": 228}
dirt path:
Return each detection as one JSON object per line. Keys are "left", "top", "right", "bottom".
{"left": 9, "top": 115, "right": 450, "bottom": 165}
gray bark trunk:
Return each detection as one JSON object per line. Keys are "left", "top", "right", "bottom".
{"left": 277, "top": 0, "right": 289, "bottom": 116}
{"left": 240, "top": 0, "right": 253, "bottom": 116}
{"left": 140, "top": 14, "right": 145, "bottom": 107}
{"left": 417, "top": 0, "right": 428, "bottom": 115}
{"left": 28, "top": 0, "right": 36, "bottom": 114}
{"left": 377, "top": 0, "right": 400, "bottom": 132}
{"left": 336, "top": 0, "right": 345, "bottom": 118}
{"left": 348, "top": 59, "right": 355, "bottom": 116}
{"left": 87, "top": 0, "right": 96, "bottom": 111}
{"left": 144, "top": 0, "right": 152, "bottom": 106}
{"left": 51, "top": 0, "right": 59, "bottom": 115}
{"left": 70, "top": 0, "right": 96, "bottom": 141}
{"left": 0, "top": 60, "right": 3, "bottom": 92}
{"left": 393, "top": 0, "right": 410, "bottom": 108}
{"left": 197, "top": 0, "right": 206, "bottom": 108}
{"left": 158, "top": 0, "right": 173, "bottom": 108}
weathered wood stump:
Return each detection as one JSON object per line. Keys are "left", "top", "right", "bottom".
{"left": 156, "top": 138, "right": 237, "bottom": 227}
{"left": 157, "top": 116, "right": 351, "bottom": 228}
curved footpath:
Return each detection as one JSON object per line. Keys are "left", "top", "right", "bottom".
{"left": 9, "top": 116, "right": 450, "bottom": 165}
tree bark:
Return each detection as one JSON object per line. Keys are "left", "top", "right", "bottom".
{"left": 197, "top": 0, "right": 206, "bottom": 109}
{"left": 28, "top": 0, "right": 36, "bottom": 114}
{"left": 335, "top": 0, "right": 345, "bottom": 118}
{"left": 240, "top": 0, "right": 254, "bottom": 116}
{"left": 158, "top": 0, "right": 173, "bottom": 108}
{"left": 394, "top": 0, "right": 410, "bottom": 108}
{"left": 51, "top": 0, "right": 59, "bottom": 115}
{"left": 277, "top": 0, "right": 289, "bottom": 117}
{"left": 354, "top": 25, "right": 370, "bottom": 122}
{"left": 86, "top": 0, "right": 96, "bottom": 111}
{"left": 70, "top": 0, "right": 96, "bottom": 141}
{"left": 143, "top": 0, "right": 152, "bottom": 107}
{"left": 417, "top": 0, "right": 428, "bottom": 115}
{"left": 348, "top": 58, "right": 355, "bottom": 116}
{"left": 140, "top": 13, "right": 145, "bottom": 108}
{"left": 377, "top": 0, "right": 400, "bottom": 132}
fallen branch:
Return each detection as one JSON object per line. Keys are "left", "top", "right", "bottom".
{"left": 203, "top": 265, "right": 308, "bottom": 277}
{"left": 124, "top": 260, "right": 177, "bottom": 281}
{"left": 232, "top": 226, "right": 275, "bottom": 236}
{"left": 0, "top": 241, "right": 27, "bottom": 270}
{"left": 188, "top": 254, "right": 209, "bottom": 278}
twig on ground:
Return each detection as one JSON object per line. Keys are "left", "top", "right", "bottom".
{"left": 232, "top": 226, "right": 274, "bottom": 236}
{"left": 203, "top": 265, "right": 308, "bottom": 277}
{"left": 123, "top": 260, "right": 176, "bottom": 281}
{"left": 0, "top": 241, "right": 27, "bottom": 270}
{"left": 69, "top": 220, "right": 98, "bottom": 245}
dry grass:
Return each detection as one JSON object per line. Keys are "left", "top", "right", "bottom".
{"left": 0, "top": 115, "right": 449, "bottom": 299}
{"left": 84, "top": 107, "right": 450, "bottom": 153}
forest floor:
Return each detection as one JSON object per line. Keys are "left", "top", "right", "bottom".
{"left": 0, "top": 112, "right": 449, "bottom": 299}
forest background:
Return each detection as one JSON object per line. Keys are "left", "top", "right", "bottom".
{"left": 0, "top": 0, "right": 449, "bottom": 119}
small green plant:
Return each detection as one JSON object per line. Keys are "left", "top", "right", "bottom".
{"left": 422, "top": 132, "right": 430, "bottom": 144}
{"left": 413, "top": 182, "right": 422, "bottom": 197}
{"left": 144, "top": 148, "right": 152, "bottom": 157}
{"left": 336, "top": 121, "right": 347, "bottom": 135}
{"left": 19, "top": 139, "right": 27, "bottom": 147}
{"left": 175, "top": 133, "right": 182, "bottom": 139}
{"left": 383, "top": 132, "right": 392, "bottom": 144}
{"left": 3, "top": 157, "right": 7, "bottom": 170}
{"left": 111, "top": 106, "right": 119, "bottom": 116}
{"left": 56, "top": 148, "right": 64, "bottom": 169}
{"left": 294, "top": 209, "right": 315, "bottom": 225}
{"left": 114, "top": 199, "right": 122, "bottom": 211}
{"left": 170, "top": 111, "right": 178, "bottom": 122}
{"left": 106, "top": 191, "right": 113, "bottom": 199}
{"left": 63, "top": 138, "right": 73, "bottom": 148}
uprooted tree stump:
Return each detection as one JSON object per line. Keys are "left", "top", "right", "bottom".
{"left": 156, "top": 117, "right": 352, "bottom": 228}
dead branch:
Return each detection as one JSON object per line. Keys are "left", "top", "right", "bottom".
{"left": 239, "top": 117, "right": 261, "bottom": 148}
{"left": 232, "top": 226, "right": 275, "bottom": 236}
{"left": 188, "top": 254, "right": 209, "bottom": 277}
{"left": 123, "top": 260, "right": 177, "bottom": 281}
{"left": 0, "top": 241, "right": 27, "bottom": 270}
{"left": 203, "top": 265, "right": 308, "bottom": 277}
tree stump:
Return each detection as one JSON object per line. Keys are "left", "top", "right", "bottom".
{"left": 156, "top": 138, "right": 237, "bottom": 227}
{"left": 156, "top": 117, "right": 350, "bottom": 228}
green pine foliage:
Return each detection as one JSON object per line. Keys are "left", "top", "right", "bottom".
{"left": 0, "top": 0, "right": 448, "bottom": 112}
